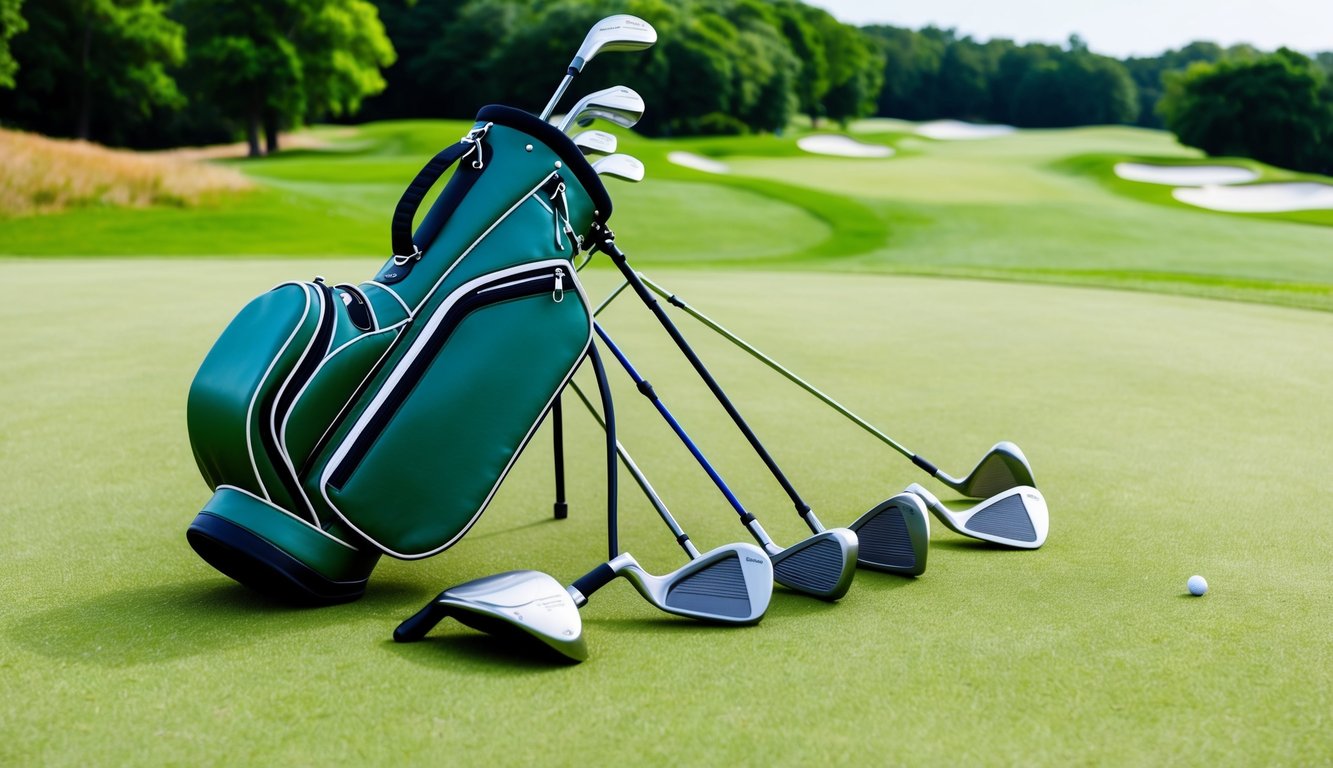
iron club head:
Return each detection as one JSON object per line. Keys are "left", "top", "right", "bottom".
{"left": 935, "top": 441, "right": 1036, "bottom": 498}
{"left": 572, "top": 129, "right": 618, "bottom": 156}
{"left": 557, "top": 86, "right": 645, "bottom": 132}
{"left": 847, "top": 491, "right": 930, "bottom": 576}
{"left": 766, "top": 528, "right": 859, "bottom": 600}
{"left": 906, "top": 483, "right": 1048, "bottom": 549}
{"left": 394, "top": 570, "right": 587, "bottom": 662}
{"left": 591, "top": 153, "right": 645, "bottom": 182}
{"left": 584, "top": 544, "right": 773, "bottom": 624}
{"left": 569, "top": 14, "right": 657, "bottom": 72}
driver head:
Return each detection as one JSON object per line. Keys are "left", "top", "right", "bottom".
{"left": 848, "top": 492, "right": 930, "bottom": 576}
{"left": 611, "top": 544, "right": 772, "bottom": 624}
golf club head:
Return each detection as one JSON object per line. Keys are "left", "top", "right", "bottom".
{"left": 557, "top": 86, "right": 645, "bottom": 132}
{"left": 936, "top": 441, "right": 1036, "bottom": 498}
{"left": 394, "top": 570, "right": 587, "bottom": 662}
{"left": 592, "top": 153, "right": 645, "bottom": 183}
{"left": 907, "top": 483, "right": 1048, "bottom": 549}
{"left": 848, "top": 492, "right": 930, "bottom": 576}
{"left": 570, "top": 14, "right": 657, "bottom": 73}
{"left": 611, "top": 544, "right": 772, "bottom": 624}
{"left": 767, "top": 528, "right": 858, "bottom": 600}
{"left": 572, "top": 129, "right": 618, "bottom": 156}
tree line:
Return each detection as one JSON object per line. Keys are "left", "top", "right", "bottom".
{"left": 0, "top": 0, "right": 1328, "bottom": 173}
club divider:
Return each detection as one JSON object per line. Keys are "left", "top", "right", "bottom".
{"left": 567, "top": 379, "right": 701, "bottom": 560}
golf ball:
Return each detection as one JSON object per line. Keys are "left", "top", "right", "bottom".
{"left": 1188, "top": 575, "right": 1208, "bottom": 596}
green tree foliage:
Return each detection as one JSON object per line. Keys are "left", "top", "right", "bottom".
{"left": 0, "top": 0, "right": 183, "bottom": 141}
{"left": 176, "top": 0, "right": 394, "bottom": 156}
{"left": 0, "top": 0, "right": 24, "bottom": 89}
{"left": 1159, "top": 49, "right": 1331, "bottom": 173}
{"left": 1123, "top": 42, "right": 1225, "bottom": 128}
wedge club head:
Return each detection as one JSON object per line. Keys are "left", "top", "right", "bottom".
{"left": 557, "top": 86, "right": 645, "bottom": 132}
{"left": 848, "top": 491, "right": 930, "bottom": 576}
{"left": 592, "top": 153, "right": 645, "bottom": 182}
{"left": 394, "top": 570, "right": 587, "bottom": 662}
{"left": 584, "top": 544, "right": 772, "bottom": 624}
{"left": 766, "top": 528, "right": 858, "bottom": 600}
{"left": 936, "top": 441, "right": 1035, "bottom": 498}
{"left": 572, "top": 129, "right": 617, "bottom": 156}
{"left": 907, "top": 483, "right": 1048, "bottom": 549}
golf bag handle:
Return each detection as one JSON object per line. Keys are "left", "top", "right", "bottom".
{"left": 390, "top": 141, "right": 470, "bottom": 260}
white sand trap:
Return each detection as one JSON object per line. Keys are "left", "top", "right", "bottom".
{"left": 1173, "top": 183, "right": 1333, "bottom": 213}
{"left": 916, "top": 120, "right": 1015, "bottom": 140}
{"left": 796, "top": 134, "right": 894, "bottom": 158}
{"left": 1115, "top": 162, "right": 1258, "bottom": 186}
{"left": 666, "top": 151, "right": 730, "bottom": 174}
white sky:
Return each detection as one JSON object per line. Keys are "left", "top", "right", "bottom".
{"left": 808, "top": 0, "right": 1333, "bottom": 58}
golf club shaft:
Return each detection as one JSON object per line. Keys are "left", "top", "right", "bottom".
{"left": 595, "top": 239, "right": 819, "bottom": 528}
{"left": 593, "top": 324, "right": 775, "bottom": 550}
{"left": 569, "top": 379, "right": 702, "bottom": 559}
{"left": 539, "top": 73, "right": 575, "bottom": 122}
{"left": 633, "top": 274, "right": 942, "bottom": 478}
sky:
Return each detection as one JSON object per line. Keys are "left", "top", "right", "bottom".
{"left": 807, "top": 0, "right": 1333, "bottom": 58}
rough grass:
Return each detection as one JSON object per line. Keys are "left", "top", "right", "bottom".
{"left": 0, "top": 128, "right": 252, "bottom": 217}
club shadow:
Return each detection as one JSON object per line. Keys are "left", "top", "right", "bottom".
{"left": 8, "top": 577, "right": 428, "bottom": 668}
{"left": 382, "top": 635, "right": 581, "bottom": 672}
{"left": 930, "top": 538, "right": 1024, "bottom": 552}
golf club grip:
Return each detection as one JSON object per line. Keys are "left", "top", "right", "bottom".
{"left": 571, "top": 563, "right": 617, "bottom": 599}
{"left": 393, "top": 601, "right": 449, "bottom": 642}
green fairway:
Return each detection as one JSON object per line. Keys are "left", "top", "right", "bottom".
{"left": 1, "top": 260, "right": 1329, "bottom": 766}
{"left": 1, "top": 118, "right": 1331, "bottom": 765}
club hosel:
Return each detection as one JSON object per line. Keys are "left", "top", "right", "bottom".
{"left": 745, "top": 518, "right": 776, "bottom": 550}
{"left": 905, "top": 483, "right": 943, "bottom": 511}
{"left": 803, "top": 509, "right": 828, "bottom": 533}
{"left": 393, "top": 600, "right": 450, "bottom": 642}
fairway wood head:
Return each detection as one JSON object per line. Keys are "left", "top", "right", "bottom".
{"left": 848, "top": 492, "right": 930, "bottom": 576}
{"left": 557, "top": 86, "right": 645, "bottom": 132}
{"left": 612, "top": 544, "right": 772, "bottom": 624}
{"left": 936, "top": 441, "right": 1035, "bottom": 498}
{"left": 571, "top": 14, "right": 657, "bottom": 72}
{"left": 572, "top": 129, "right": 617, "bottom": 156}
{"left": 907, "top": 483, "right": 1048, "bottom": 549}
{"left": 768, "top": 528, "right": 858, "bottom": 600}
{"left": 592, "top": 153, "right": 645, "bottom": 182}
{"left": 394, "top": 571, "right": 586, "bottom": 662}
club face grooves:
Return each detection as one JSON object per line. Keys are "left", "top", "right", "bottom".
{"left": 850, "top": 494, "right": 929, "bottom": 576}
{"left": 769, "top": 530, "right": 857, "bottom": 600}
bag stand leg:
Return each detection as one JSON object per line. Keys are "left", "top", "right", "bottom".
{"left": 552, "top": 397, "right": 569, "bottom": 520}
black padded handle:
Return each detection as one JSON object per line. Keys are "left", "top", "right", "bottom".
{"left": 570, "top": 563, "right": 616, "bottom": 600}
{"left": 390, "top": 141, "right": 472, "bottom": 259}
{"left": 393, "top": 599, "right": 448, "bottom": 642}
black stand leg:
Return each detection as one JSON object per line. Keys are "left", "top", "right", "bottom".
{"left": 552, "top": 395, "right": 568, "bottom": 520}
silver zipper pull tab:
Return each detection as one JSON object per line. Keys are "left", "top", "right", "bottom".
{"left": 553, "top": 268, "right": 565, "bottom": 303}
{"left": 551, "top": 181, "right": 567, "bottom": 251}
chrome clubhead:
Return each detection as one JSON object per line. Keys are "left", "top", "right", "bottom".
{"left": 557, "top": 86, "right": 645, "bottom": 132}
{"left": 907, "top": 483, "right": 1048, "bottom": 549}
{"left": 592, "top": 153, "right": 645, "bottom": 182}
{"left": 539, "top": 15, "right": 657, "bottom": 121}
{"left": 848, "top": 492, "right": 930, "bottom": 576}
{"left": 767, "top": 528, "right": 858, "bottom": 600}
{"left": 605, "top": 544, "right": 772, "bottom": 624}
{"left": 936, "top": 441, "right": 1035, "bottom": 498}
{"left": 394, "top": 570, "right": 587, "bottom": 662}
{"left": 572, "top": 129, "right": 618, "bottom": 156}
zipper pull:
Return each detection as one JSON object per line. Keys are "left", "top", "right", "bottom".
{"left": 550, "top": 181, "right": 567, "bottom": 251}
{"left": 553, "top": 268, "right": 565, "bottom": 303}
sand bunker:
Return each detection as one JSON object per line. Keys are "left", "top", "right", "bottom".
{"left": 916, "top": 120, "right": 1015, "bottom": 140}
{"left": 796, "top": 134, "right": 894, "bottom": 158}
{"left": 1115, "top": 163, "right": 1258, "bottom": 186}
{"left": 1172, "top": 183, "right": 1333, "bottom": 213}
{"left": 666, "top": 151, "right": 730, "bottom": 174}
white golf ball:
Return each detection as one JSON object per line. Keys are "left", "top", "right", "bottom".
{"left": 1188, "top": 575, "right": 1208, "bottom": 596}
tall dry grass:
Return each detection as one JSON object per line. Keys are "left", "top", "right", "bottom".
{"left": 0, "top": 128, "right": 253, "bottom": 217}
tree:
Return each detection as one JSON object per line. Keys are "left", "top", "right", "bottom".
{"left": 0, "top": 0, "right": 183, "bottom": 141}
{"left": 1159, "top": 49, "right": 1330, "bottom": 173}
{"left": 1123, "top": 41, "right": 1224, "bottom": 128}
{"left": 176, "top": 0, "right": 393, "bottom": 156}
{"left": 0, "top": 0, "right": 23, "bottom": 89}
{"left": 803, "top": 6, "right": 881, "bottom": 125}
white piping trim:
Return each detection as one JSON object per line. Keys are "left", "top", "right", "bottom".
{"left": 364, "top": 280, "right": 411, "bottom": 317}
{"left": 243, "top": 282, "right": 312, "bottom": 503}
{"left": 269, "top": 284, "right": 331, "bottom": 524}
{"left": 318, "top": 260, "right": 593, "bottom": 559}
{"left": 212, "top": 484, "right": 360, "bottom": 550}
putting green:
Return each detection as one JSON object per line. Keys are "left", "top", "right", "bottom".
{"left": 1, "top": 260, "right": 1328, "bottom": 765}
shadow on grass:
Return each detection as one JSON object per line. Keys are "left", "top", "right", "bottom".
{"left": 8, "top": 577, "right": 429, "bottom": 668}
{"left": 382, "top": 635, "right": 581, "bottom": 673}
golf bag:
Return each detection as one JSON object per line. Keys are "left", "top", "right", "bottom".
{"left": 185, "top": 105, "right": 615, "bottom": 604}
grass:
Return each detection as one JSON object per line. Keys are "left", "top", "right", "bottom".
{"left": 1, "top": 119, "right": 1331, "bottom": 765}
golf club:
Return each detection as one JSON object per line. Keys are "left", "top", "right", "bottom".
{"left": 580, "top": 227, "right": 930, "bottom": 577}
{"left": 595, "top": 324, "right": 858, "bottom": 600}
{"left": 572, "top": 129, "right": 618, "bottom": 156}
{"left": 538, "top": 15, "right": 657, "bottom": 121}
{"left": 591, "top": 153, "right": 645, "bottom": 183}
{"left": 556, "top": 86, "right": 645, "bottom": 133}
{"left": 626, "top": 273, "right": 1037, "bottom": 498}
{"left": 905, "top": 483, "right": 1048, "bottom": 549}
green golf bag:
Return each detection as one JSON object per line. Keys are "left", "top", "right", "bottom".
{"left": 185, "top": 106, "right": 614, "bottom": 604}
